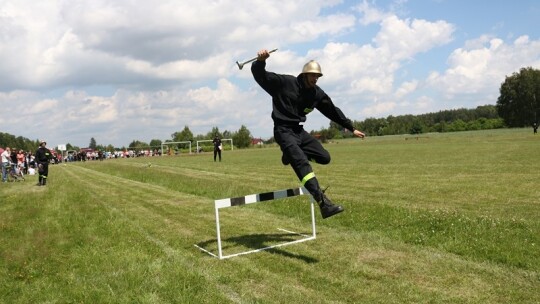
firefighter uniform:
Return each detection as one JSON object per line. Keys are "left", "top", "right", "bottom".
{"left": 35, "top": 140, "right": 51, "bottom": 186}
{"left": 252, "top": 58, "right": 358, "bottom": 218}
{"left": 213, "top": 136, "right": 222, "bottom": 162}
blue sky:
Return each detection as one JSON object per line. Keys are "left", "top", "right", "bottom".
{"left": 1, "top": 0, "right": 539, "bottom": 148}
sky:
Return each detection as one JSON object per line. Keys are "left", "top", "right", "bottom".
{"left": 1, "top": 0, "right": 539, "bottom": 148}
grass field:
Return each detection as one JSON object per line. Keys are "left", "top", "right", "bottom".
{"left": 1, "top": 129, "right": 539, "bottom": 303}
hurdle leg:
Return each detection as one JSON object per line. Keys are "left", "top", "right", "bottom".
{"left": 215, "top": 205, "right": 223, "bottom": 259}
{"left": 310, "top": 196, "right": 316, "bottom": 238}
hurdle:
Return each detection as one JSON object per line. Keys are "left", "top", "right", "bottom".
{"left": 195, "top": 187, "right": 316, "bottom": 259}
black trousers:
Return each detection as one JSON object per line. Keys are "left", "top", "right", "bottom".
{"left": 214, "top": 148, "right": 221, "bottom": 161}
{"left": 274, "top": 125, "right": 330, "bottom": 201}
{"left": 38, "top": 162, "right": 49, "bottom": 185}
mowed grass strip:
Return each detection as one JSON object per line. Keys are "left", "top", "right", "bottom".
{"left": 1, "top": 129, "right": 539, "bottom": 303}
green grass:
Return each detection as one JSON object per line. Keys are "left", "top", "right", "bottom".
{"left": 1, "top": 129, "right": 539, "bottom": 303}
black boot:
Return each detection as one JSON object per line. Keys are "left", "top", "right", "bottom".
{"left": 317, "top": 191, "right": 344, "bottom": 219}
{"left": 37, "top": 177, "right": 42, "bottom": 186}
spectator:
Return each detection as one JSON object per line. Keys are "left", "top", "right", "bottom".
{"left": 10, "top": 148, "right": 17, "bottom": 166}
{"left": 17, "top": 150, "right": 25, "bottom": 173}
{"left": 1, "top": 147, "right": 10, "bottom": 182}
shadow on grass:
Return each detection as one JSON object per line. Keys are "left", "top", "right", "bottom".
{"left": 196, "top": 232, "right": 318, "bottom": 263}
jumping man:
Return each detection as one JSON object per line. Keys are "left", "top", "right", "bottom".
{"left": 251, "top": 49, "right": 365, "bottom": 219}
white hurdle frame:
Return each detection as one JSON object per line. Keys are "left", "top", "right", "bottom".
{"left": 195, "top": 187, "right": 316, "bottom": 259}
{"left": 161, "top": 141, "right": 192, "bottom": 155}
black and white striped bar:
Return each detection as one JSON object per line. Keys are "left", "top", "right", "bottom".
{"left": 215, "top": 187, "right": 309, "bottom": 209}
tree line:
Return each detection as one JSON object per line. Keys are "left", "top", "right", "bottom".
{"left": 341, "top": 105, "right": 505, "bottom": 138}
{"left": 0, "top": 133, "right": 41, "bottom": 152}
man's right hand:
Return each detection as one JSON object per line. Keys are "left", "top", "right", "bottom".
{"left": 257, "top": 49, "right": 270, "bottom": 61}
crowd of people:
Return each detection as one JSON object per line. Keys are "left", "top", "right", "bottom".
{"left": 0, "top": 144, "right": 169, "bottom": 183}
{"left": 64, "top": 149, "right": 163, "bottom": 162}
{"left": 1, "top": 146, "right": 37, "bottom": 182}
{"left": 1, "top": 140, "right": 221, "bottom": 185}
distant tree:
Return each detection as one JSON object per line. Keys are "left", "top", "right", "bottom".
{"left": 328, "top": 121, "right": 352, "bottom": 138}
{"left": 433, "top": 121, "right": 447, "bottom": 133}
{"left": 149, "top": 139, "right": 162, "bottom": 148}
{"left": 264, "top": 137, "right": 276, "bottom": 144}
{"left": 409, "top": 119, "right": 425, "bottom": 134}
{"left": 89, "top": 137, "right": 97, "bottom": 149}
{"left": 0, "top": 132, "right": 37, "bottom": 151}
{"left": 194, "top": 134, "right": 206, "bottom": 141}
{"left": 128, "top": 140, "right": 148, "bottom": 149}
{"left": 172, "top": 126, "right": 194, "bottom": 142}
{"left": 360, "top": 117, "right": 389, "bottom": 136}
{"left": 475, "top": 105, "right": 499, "bottom": 119}
{"left": 232, "top": 125, "right": 252, "bottom": 148}
{"left": 206, "top": 126, "right": 222, "bottom": 139}
{"left": 497, "top": 67, "right": 540, "bottom": 127}
{"left": 448, "top": 119, "right": 467, "bottom": 132}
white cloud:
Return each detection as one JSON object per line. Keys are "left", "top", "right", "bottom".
{"left": 395, "top": 80, "right": 419, "bottom": 98}
{"left": 374, "top": 16, "right": 454, "bottom": 60}
{"left": 354, "top": 0, "right": 392, "bottom": 25}
{"left": 29, "top": 99, "right": 59, "bottom": 115}
{"left": 292, "top": 14, "right": 356, "bottom": 39}
{"left": 0, "top": 0, "right": 357, "bottom": 90}
{"left": 316, "top": 9, "right": 454, "bottom": 98}
{"left": 362, "top": 100, "right": 397, "bottom": 117}
{"left": 427, "top": 35, "right": 540, "bottom": 96}
{"left": 413, "top": 96, "right": 433, "bottom": 111}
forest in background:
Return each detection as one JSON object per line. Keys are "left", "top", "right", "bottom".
{"left": 318, "top": 105, "right": 504, "bottom": 140}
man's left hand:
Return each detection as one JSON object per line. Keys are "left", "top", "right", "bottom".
{"left": 353, "top": 129, "right": 366, "bottom": 138}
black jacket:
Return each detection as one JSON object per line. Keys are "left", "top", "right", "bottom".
{"left": 213, "top": 138, "right": 222, "bottom": 150}
{"left": 35, "top": 146, "right": 51, "bottom": 164}
{"left": 251, "top": 60, "right": 355, "bottom": 131}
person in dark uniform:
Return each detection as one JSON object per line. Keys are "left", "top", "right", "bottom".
{"left": 251, "top": 49, "right": 366, "bottom": 219}
{"left": 533, "top": 122, "right": 538, "bottom": 134}
{"left": 10, "top": 148, "right": 18, "bottom": 176}
{"left": 35, "top": 140, "right": 52, "bottom": 186}
{"left": 213, "top": 135, "right": 222, "bottom": 162}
